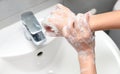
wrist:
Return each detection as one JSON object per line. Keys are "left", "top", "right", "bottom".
{"left": 78, "top": 50, "right": 94, "bottom": 56}
{"left": 78, "top": 51, "right": 96, "bottom": 74}
{"left": 77, "top": 46, "right": 95, "bottom": 54}
{"left": 89, "top": 14, "right": 96, "bottom": 32}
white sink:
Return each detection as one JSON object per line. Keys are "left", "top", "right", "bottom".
{"left": 0, "top": 6, "right": 120, "bottom": 74}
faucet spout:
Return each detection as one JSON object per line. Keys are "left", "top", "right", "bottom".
{"left": 21, "top": 11, "right": 46, "bottom": 46}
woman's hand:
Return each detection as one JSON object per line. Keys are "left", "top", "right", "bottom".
{"left": 43, "top": 4, "right": 95, "bottom": 54}
{"left": 42, "top": 4, "right": 96, "bottom": 74}
{"left": 65, "top": 12, "right": 95, "bottom": 54}
{"left": 42, "top": 4, "right": 76, "bottom": 36}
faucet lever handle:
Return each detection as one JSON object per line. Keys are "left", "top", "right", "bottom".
{"left": 21, "top": 11, "right": 46, "bottom": 46}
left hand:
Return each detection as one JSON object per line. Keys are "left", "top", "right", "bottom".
{"left": 42, "top": 4, "right": 76, "bottom": 36}
{"left": 42, "top": 4, "right": 95, "bottom": 54}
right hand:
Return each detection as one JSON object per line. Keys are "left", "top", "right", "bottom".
{"left": 63, "top": 13, "right": 95, "bottom": 54}
{"left": 43, "top": 4, "right": 95, "bottom": 54}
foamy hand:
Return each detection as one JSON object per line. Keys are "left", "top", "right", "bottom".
{"left": 42, "top": 4, "right": 95, "bottom": 54}
{"left": 42, "top": 4, "right": 76, "bottom": 36}
{"left": 64, "top": 12, "right": 95, "bottom": 54}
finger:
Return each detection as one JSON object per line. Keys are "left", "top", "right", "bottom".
{"left": 51, "top": 11, "right": 66, "bottom": 18}
{"left": 51, "top": 7, "right": 70, "bottom": 18}
{"left": 62, "top": 26, "right": 71, "bottom": 37}
{"left": 47, "top": 16, "right": 59, "bottom": 26}
{"left": 42, "top": 18, "right": 59, "bottom": 34}
{"left": 56, "top": 4, "right": 67, "bottom": 10}
{"left": 67, "top": 18, "right": 75, "bottom": 31}
{"left": 84, "top": 12, "right": 92, "bottom": 32}
{"left": 85, "top": 12, "right": 90, "bottom": 22}
{"left": 44, "top": 25, "right": 54, "bottom": 32}
{"left": 75, "top": 13, "right": 91, "bottom": 39}
{"left": 56, "top": 4, "right": 64, "bottom": 8}
{"left": 51, "top": 9, "right": 62, "bottom": 16}
{"left": 45, "top": 31, "right": 57, "bottom": 37}
{"left": 75, "top": 13, "right": 84, "bottom": 32}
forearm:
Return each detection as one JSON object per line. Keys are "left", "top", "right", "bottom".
{"left": 89, "top": 10, "right": 120, "bottom": 31}
{"left": 78, "top": 50, "right": 97, "bottom": 74}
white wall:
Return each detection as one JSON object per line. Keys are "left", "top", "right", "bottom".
{"left": 0, "top": 0, "right": 63, "bottom": 29}
{"left": 63, "top": 0, "right": 117, "bottom": 13}
{"left": 0, "top": 0, "right": 45, "bottom": 21}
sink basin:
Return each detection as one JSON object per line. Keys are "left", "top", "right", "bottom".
{"left": 0, "top": 6, "right": 120, "bottom": 74}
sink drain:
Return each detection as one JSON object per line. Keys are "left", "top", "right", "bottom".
{"left": 37, "top": 52, "right": 43, "bottom": 56}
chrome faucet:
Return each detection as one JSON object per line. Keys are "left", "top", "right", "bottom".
{"left": 21, "top": 11, "right": 46, "bottom": 46}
